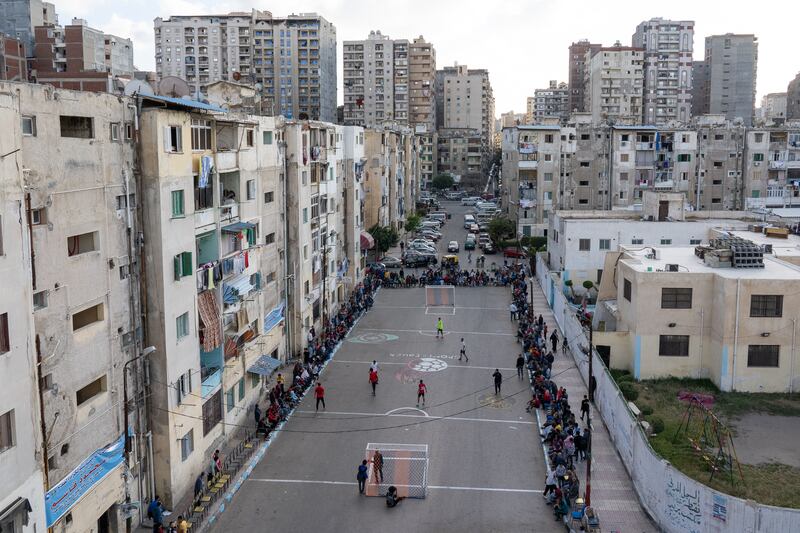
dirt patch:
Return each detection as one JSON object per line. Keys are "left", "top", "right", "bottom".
{"left": 729, "top": 413, "right": 800, "bottom": 468}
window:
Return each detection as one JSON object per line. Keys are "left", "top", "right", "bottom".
{"left": 125, "top": 122, "right": 134, "bottom": 140}
{"left": 544, "top": 134, "right": 554, "bottom": 143}
{"left": 544, "top": 172, "right": 553, "bottom": 182}
{"left": 60, "top": 116, "right": 94, "bottom": 138}
{"left": 203, "top": 390, "right": 222, "bottom": 435}
{"left": 72, "top": 303, "right": 104, "bottom": 331}
{"left": 116, "top": 194, "right": 134, "bottom": 210}
{"left": 0, "top": 313, "right": 8, "bottom": 354}
{"left": 76, "top": 375, "right": 107, "bottom": 405}
{"left": 110, "top": 122, "right": 120, "bottom": 141}
{"left": 747, "top": 345, "right": 779, "bottom": 367}
{"left": 67, "top": 231, "right": 98, "bottom": 256}
{"left": 599, "top": 239, "right": 611, "bottom": 251}
{"left": 661, "top": 288, "right": 692, "bottom": 309}
{"left": 191, "top": 119, "right": 211, "bottom": 150}
{"left": 226, "top": 387, "right": 235, "bottom": 412}
{"left": 265, "top": 232, "right": 276, "bottom": 244}
{"left": 251, "top": 371, "right": 260, "bottom": 388}
{"left": 620, "top": 154, "right": 629, "bottom": 162}
{"left": 750, "top": 295, "right": 783, "bottom": 318}
{"left": 266, "top": 271, "right": 276, "bottom": 283}
{"left": 264, "top": 191, "right": 274, "bottom": 203}
{"left": 180, "top": 428, "right": 194, "bottom": 461}
{"left": 31, "top": 208, "right": 45, "bottom": 225}
{"left": 194, "top": 175, "right": 213, "bottom": 210}
{"left": 677, "top": 154, "right": 691, "bottom": 162}
{"left": 303, "top": 208, "right": 308, "bottom": 223}
{"left": 659, "top": 335, "right": 689, "bottom": 356}
{"left": 21, "top": 116, "right": 36, "bottom": 136}
{"left": 0, "top": 410, "right": 14, "bottom": 452}
{"left": 238, "top": 377, "right": 245, "bottom": 401}
{"left": 578, "top": 239, "right": 590, "bottom": 251}
{"left": 33, "top": 291, "right": 48, "bottom": 310}
{"left": 754, "top": 133, "right": 764, "bottom": 143}
{"left": 164, "top": 125, "right": 183, "bottom": 152}
{"left": 176, "top": 312, "right": 189, "bottom": 339}
{"left": 753, "top": 153, "right": 764, "bottom": 162}
{"left": 176, "top": 370, "right": 193, "bottom": 405}
{"left": 690, "top": 239, "right": 702, "bottom": 245}
{"left": 246, "top": 179, "right": 256, "bottom": 200}
{"left": 173, "top": 251, "right": 193, "bottom": 280}
{"left": 660, "top": 239, "right": 672, "bottom": 245}
{"left": 623, "top": 279, "right": 631, "bottom": 301}
{"left": 171, "top": 190, "right": 185, "bottom": 217}
{"left": 580, "top": 161, "right": 590, "bottom": 167}
{"left": 245, "top": 129, "right": 255, "bottom": 147}
{"left": 263, "top": 130, "right": 273, "bottom": 144}
{"left": 631, "top": 238, "right": 643, "bottom": 245}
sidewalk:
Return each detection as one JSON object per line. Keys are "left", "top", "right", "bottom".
{"left": 530, "top": 282, "right": 658, "bottom": 533}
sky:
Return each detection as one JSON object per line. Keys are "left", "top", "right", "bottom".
{"left": 53, "top": 0, "right": 799, "bottom": 117}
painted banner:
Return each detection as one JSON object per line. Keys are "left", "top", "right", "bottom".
{"left": 45, "top": 434, "right": 125, "bottom": 527}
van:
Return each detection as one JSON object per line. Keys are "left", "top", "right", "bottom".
{"left": 461, "top": 197, "right": 479, "bottom": 206}
{"left": 428, "top": 212, "right": 447, "bottom": 223}
{"left": 476, "top": 202, "right": 497, "bottom": 211}
{"left": 463, "top": 214, "right": 476, "bottom": 229}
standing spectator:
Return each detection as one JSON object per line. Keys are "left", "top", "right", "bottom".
{"left": 369, "top": 368, "right": 379, "bottom": 395}
{"left": 254, "top": 403, "right": 262, "bottom": 429}
{"left": 371, "top": 450, "right": 384, "bottom": 483}
{"left": 493, "top": 369, "right": 503, "bottom": 395}
{"left": 538, "top": 314, "right": 544, "bottom": 327}
{"left": 580, "top": 395, "right": 590, "bottom": 421}
{"left": 176, "top": 515, "right": 189, "bottom": 533}
{"left": 516, "top": 354, "right": 525, "bottom": 379}
{"left": 417, "top": 380, "right": 427, "bottom": 406}
{"left": 543, "top": 470, "right": 557, "bottom": 499}
{"left": 357, "top": 460, "right": 369, "bottom": 494}
{"left": 509, "top": 302, "right": 517, "bottom": 321}
{"left": 211, "top": 449, "right": 222, "bottom": 476}
{"left": 459, "top": 338, "right": 469, "bottom": 362}
{"left": 315, "top": 382, "right": 326, "bottom": 411}
{"left": 550, "top": 330, "right": 559, "bottom": 352}
{"left": 147, "top": 496, "right": 164, "bottom": 531}
{"left": 194, "top": 473, "right": 204, "bottom": 503}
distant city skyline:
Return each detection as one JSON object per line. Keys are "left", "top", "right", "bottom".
{"left": 52, "top": 0, "right": 798, "bottom": 117}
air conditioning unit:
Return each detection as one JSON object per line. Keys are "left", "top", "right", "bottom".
{"left": 754, "top": 161, "right": 761, "bottom": 167}
{"left": 666, "top": 263, "right": 680, "bottom": 272}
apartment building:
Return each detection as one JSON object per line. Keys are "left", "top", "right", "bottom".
{"left": 787, "top": 72, "right": 800, "bottom": 120}
{"left": 559, "top": 115, "right": 606, "bottom": 210}
{"left": 501, "top": 124, "right": 561, "bottom": 236}
{"left": 408, "top": 36, "right": 436, "bottom": 129}
{"left": 439, "top": 64, "right": 494, "bottom": 146}
{"left": 531, "top": 81, "right": 570, "bottom": 124}
{"left": 416, "top": 126, "right": 437, "bottom": 190}
{"left": 690, "top": 60, "right": 710, "bottom": 116}
{"left": 437, "top": 128, "right": 483, "bottom": 185}
{"left": 594, "top": 238, "right": 800, "bottom": 393}
{"left": 546, "top": 192, "right": 755, "bottom": 287}
{"left": 695, "top": 34, "right": 758, "bottom": 126}
{"left": 694, "top": 116, "right": 745, "bottom": 210}
{"left": 758, "top": 92, "right": 787, "bottom": 124}
{"left": 138, "top": 99, "right": 287, "bottom": 508}
{"left": 0, "top": 0, "right": 57, "bottom": 53}
{"left": 633, "top": 18, "right": 694, "bottom": 125}
{"left": 336, "top": 125, "right": 367, "bottom": 284}
{"left": 154, "top": 10, "right": 337, "bottom": 122}
{"left": 584, "top": 44, "right": 644, "bottom": 124}
{"left": 0, "top": 33, "right": 27, "bottom": 80}
{"left": 0, "top": 83, "right": 46, "bottom": 533}
{"left": 744, "top": 126, "right": 800, "bottom": 209}
{"left": 568, "top": 40, "right": 602, "bottom": 114}
{"left": 4, "top": 83, "right": 144, "bottom": 532}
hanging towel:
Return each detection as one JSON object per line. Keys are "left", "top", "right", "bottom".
{"left": 244, "top": 251, "right": 249, "bottom": 268}
{"left": 200, "top": 155, "right": 213, "bottom": 188}
{"left": 208, "top": 268, "right": 215, "bottom": 289}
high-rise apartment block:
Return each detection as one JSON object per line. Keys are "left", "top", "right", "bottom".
{"left": 408, "top": 36, "right": 436, "bottom": 129}
{"left": 154, "top": 10, "right": 337, "bottom": 122}
{"left": 695, "top": 34, "right": 758, "bottom": 126}
{"left": 0, "top": 0, "right": 57, "bottom": 53}
{"left": 691, "top": 60, "right": 710, "bottom": 116}
{"left": 633, "top": 18, "right": 694, "bottom": 125}
{"left": 568, "top": 40, "right": 601, "bottom": 113}
{"left": 758, "top": 92, "right": 787, "bottom": 124}
{"left": 584, "top": 45, "right": 644, "bottom": 124}
{"left": 531, "top": 80, "right": 570, "bottom": 123}
{"left": 787, "top": 72, "right": 800, "bottom": 120}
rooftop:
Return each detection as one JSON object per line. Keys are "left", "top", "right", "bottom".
{"left": 725, "top": 230, "right": 800, "bottom": 258}
{"left": 553, "top": 209, "right": 758, "bottom": 223}
{"left": 620, "top": 246, "right": 800, "bottom": 279}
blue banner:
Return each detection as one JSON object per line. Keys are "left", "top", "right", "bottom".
{"left": 45, "top": 434, "right": 125, "bottom": 527}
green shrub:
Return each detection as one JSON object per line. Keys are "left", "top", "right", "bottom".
{"left": 649, "top": 416, "right": 665, "bottom": 434}
{"left": 616, "top": 373, "right": 634, "bottom": 383}
{"left": 641, "top": 405, "right": 654, "bottom": 416}
{"left": 619, "top": 382, "right": 639, "bottom": 401}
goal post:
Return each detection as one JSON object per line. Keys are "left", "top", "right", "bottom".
{"left": 425, "top": 285, "right": 455, "bottom": 307}
{"left": 365, "top": 443, "right": 429, "bottom": 499}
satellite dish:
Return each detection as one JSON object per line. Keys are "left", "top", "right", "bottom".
{"left": 123, "top": 79, "right": 154, "bottom": 97}
{"left": 232, "top": 71, "right": 241, "bottom": 81}
{"left": 254, "top": 82, "right": 263, "bottom": 93}
{"left": 157, "top": 76, "right": 192, "bottom": 98}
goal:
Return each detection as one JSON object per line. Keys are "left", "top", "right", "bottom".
{"left": 364, "top": 443, "right": 429, "bottom": 498}
{"left": 425, "top": 285, "right": 455, "bottom": 307}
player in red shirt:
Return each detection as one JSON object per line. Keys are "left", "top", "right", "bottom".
{"left": 314, "top": 382, "right": 326, "bottom": 411}
{"left": 369, "top": 369, "right": 379, "bottom": 395}
{"left": 417, "top": 380, "right": 427, "bottom": 407}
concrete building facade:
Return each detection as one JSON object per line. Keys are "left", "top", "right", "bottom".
{"left": 691, "top": 60, "right": 710, "bottom": 116}
{"left": 787, "top": 72, "right": 800, "bottom": 120}
{"left": 568, "top": 40, "right": 601, "bottom": 114}
{"left": 437, "top": 128, "right": 483, "bottom": 185}
{"left": 700, "top": 34, "right": 758, "bottom": 126}
{"left": 154, "top": 10, "right": 337, "bottom": 122}
{"left": 408, "top": 36, "right": 436, "bottom": 130}
{"left": 633, "top": 18, "right": 694, "bottom": 125}
{"left": 758, "top": 92, "right": 787, "bottom": 124}
{"left": 584, "top": 45, "right": 644, "bottom": 124}
{"left": 0, "top": 34, "right": 27, "bottom": 81}
{"left": 0, "top": 0, "right": 57, "bottom": 53}
{"left": 532, "top": 80, "right": 570, "bottom": 124}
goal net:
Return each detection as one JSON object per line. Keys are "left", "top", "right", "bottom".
{"left": 364, "top": 443, "right": 429, "bottom": 499}
{"left": 425, "top": 285, "right": 455, "bottom": 307}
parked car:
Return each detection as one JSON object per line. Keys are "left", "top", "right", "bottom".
{"left": 366, "top": 261, "right": 385, "bottom": 270}
{"left": 469, "top": 223, "right": 480, "bottom": 234}
{"left": 409, "top": 244, "right": 436, "bottom": 254}
{"left": 478, "top": 222, "right": 489, "bottom": 232}
{"left": 483, "top": 242, "right": 496, "bottom": 254}
{"left": 380, "top": 255, "right": 403, "bottom": 268}
{"left": 463, "top": 215, "right": 476, "bottom": 229}
{"left": 410, "top": 238, "right": 434, "bottom": 247}
{"left": 420, "top": 230, "right": 441, "bottom": 241}
{"left": 404, "top": 252, "right": 437, "bottom": 267}
{"left": 503, "top": 247, "right": 526, "bottom": 259}
{"left": 464, "top": 239, "right": 476, "bottom": 250}
{"left": 461, "top": 197, "right": 479, "bottom": 206}
{"left": 447, "top": 240, "right": 459, "bottom": 252}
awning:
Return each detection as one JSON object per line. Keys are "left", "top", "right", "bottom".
{"left": 223, "top": 273, "right": 253, "bottom": 304}
{"left": 247, "top": 354, "right": 282, "bottom": 376}
{"left": 222, "top": 221, "right": 256, "bottom": 234}
{"left": 360, "top": 230, "right": 375, "bottom": 250}
{"left": 0, "top": 498, "right": 32, "bottom": 527}
{"left": 264, "top": 302, "right": 285, "bottom": 333}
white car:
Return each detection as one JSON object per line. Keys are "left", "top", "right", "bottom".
{"left": 447, "top": 240, "right": 459, "bottom": 252}
{"left": 461, "top": 197, "right": 479, "bottom": 206}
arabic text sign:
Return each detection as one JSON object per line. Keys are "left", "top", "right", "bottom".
{"left": 45, "top": 434, "right": 125, "bottom": 527}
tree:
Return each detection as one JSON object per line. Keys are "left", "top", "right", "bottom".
{"left": 404, "top": 213, "right": 421, "bottom": 234}
{"left": 431, "top": 173, "right": 455, "bottom": 191}
{"left": 368, "top": 224, "right": 399, "bottom": 258}
{"left": 487, "top": 217, "right": 515, "bottom": 244}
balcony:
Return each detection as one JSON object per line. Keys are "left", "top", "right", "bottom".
{"left": 216, "top": 151, "right": 238, "bottom": 172}
{"left": 519, "top": 159, "right": 538, "bottom": 169}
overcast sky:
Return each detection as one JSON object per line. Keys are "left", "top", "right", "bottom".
{"left": 55, "top": 0, "right": 798, "bottom": 116}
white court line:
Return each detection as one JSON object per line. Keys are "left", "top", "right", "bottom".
{"left": 295, "top": 409, "right": 535, "bottom": 426}
{"left": 385, "top": 406, "right": 430, "bottom": 417}
{"left": 374, "top": 306, "right": 507, "bottom": 311}
{"left": 332, "top": 360, "right": 518, "bottom": 372}
{"left": 426, "top": 306, "right": 456, "bottom": 315}
{"left": 360, "top": 328, "right": 513, "bottom": 337}
{"left": 247, "top": 478, "right": 543, "bottom": 494}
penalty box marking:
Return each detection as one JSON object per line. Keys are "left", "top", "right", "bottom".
{"left": 425, "top": 306, "right": 456, "bottom": 315}
{"left": 360, "top": 328, "right": 514, "bottom": 337}
{"left": 246, "top": 478, "right": 542, "bottom": 494}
